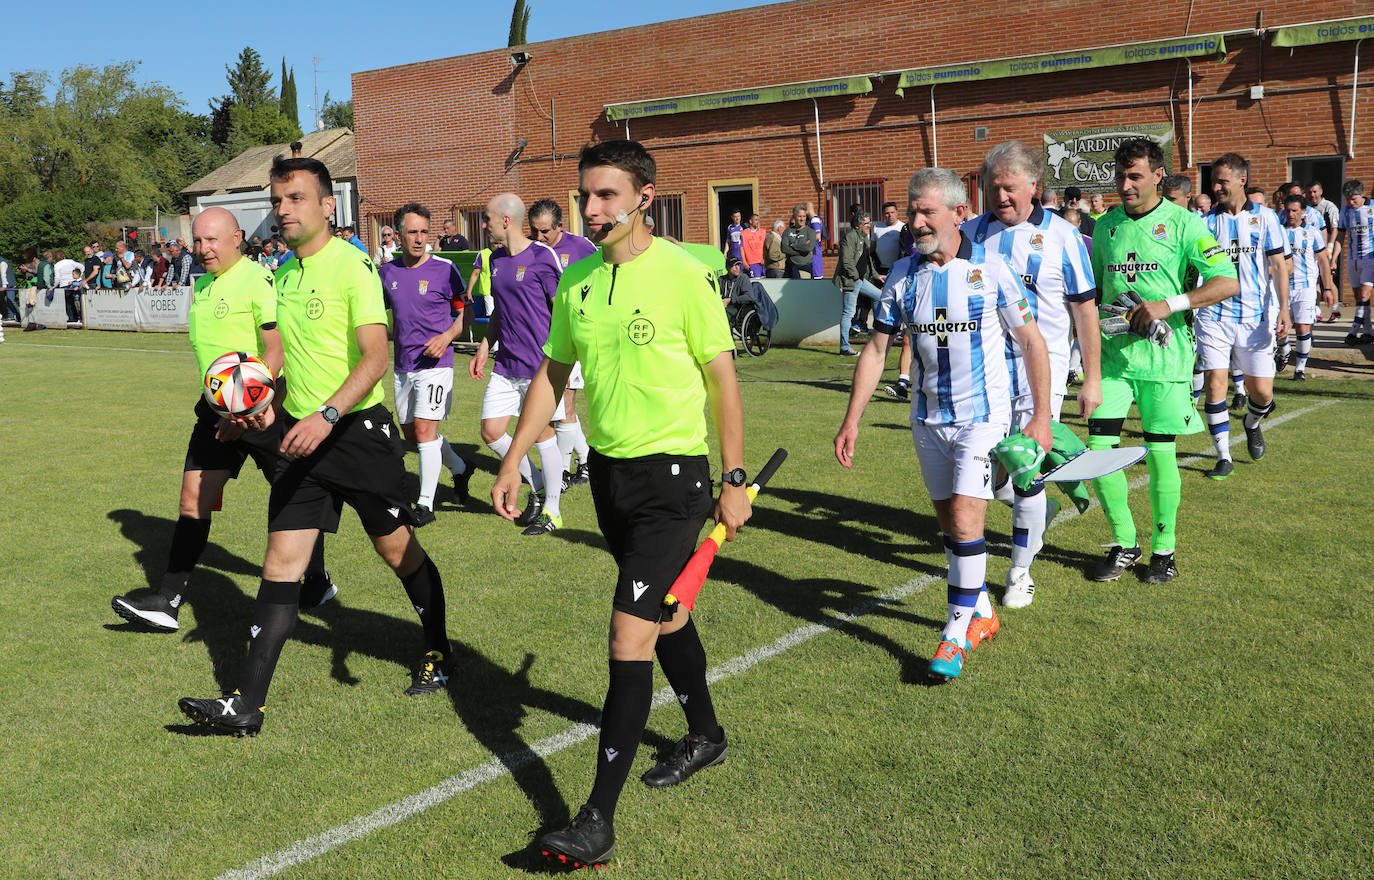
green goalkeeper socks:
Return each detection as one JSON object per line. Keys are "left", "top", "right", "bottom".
{"left": 1089, "top": 434, "right": 1136, "bottom": 548}
{"left": 1145, "top": 441, "right": 1180, "bottom": 554}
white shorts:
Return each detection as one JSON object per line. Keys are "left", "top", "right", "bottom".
{"left": 1195, "top": 318, "right": 1276, "bottom": 378}
{"left": 394, "top": 367, "right": 453, "bottom": 423}
{"left": 1011, "top": 391, "right": 1066, "bottom": 428}
{"left": 1289, "top": 287, "right": 1318, "bottom": 326}
{"left": 1349, "top": 258, "right": 1374, "bottom": 288}
{"left": 911, "top": 420, "right": 1007, "bottom": 501}
{"left": 566, "top": 361, "right": 585, "bottom": 391}
{"left": 481, "top": 371, "right": 567, "bottom": 421}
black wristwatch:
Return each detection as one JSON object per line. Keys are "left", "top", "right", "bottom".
{"left": 316, "top": 404, "right": 339, "bottom": 425}
{"left": 723, "top": 467, "right": 748, "bottom": 487}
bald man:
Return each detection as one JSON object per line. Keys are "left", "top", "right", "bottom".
{"left": 467, "top": 193, "right": 568, "bottom": 535}
{"left": 112, "top": 208, "right": 336, "bottom": 632}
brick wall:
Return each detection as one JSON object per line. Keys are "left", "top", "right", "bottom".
{"left": 353, "top": 0, "right": 1372, "bottom": 268}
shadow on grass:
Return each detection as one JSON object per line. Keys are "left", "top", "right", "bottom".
{"left": 108, "top": 507, "right": 666, "bottom": 834}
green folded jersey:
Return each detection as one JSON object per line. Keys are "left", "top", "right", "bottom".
{"left": 991, "top": 422, "right": 1092, "bottom": 513}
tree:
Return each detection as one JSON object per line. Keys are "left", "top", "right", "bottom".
{"left": 224, "top": 47, "right": 275, "bottom": 110}
{"left": 508, "top": 0, "right": 530, "bottom": 46}
{"left": 279, "top": 58, "right": 298, "bottom": 127}
{"left": 320, "top": 92, "right": 353, "bottom": 130}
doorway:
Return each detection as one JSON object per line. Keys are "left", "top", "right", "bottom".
{"left": 709, "top": 180, "right": 757, "bottom": 251}
{"left": 1289, "top": 156, "right": 1345, "bottom": 202}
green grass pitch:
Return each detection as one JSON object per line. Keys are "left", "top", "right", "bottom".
{"left": 1, "top": 331, "right": 1371, "bottom": 879}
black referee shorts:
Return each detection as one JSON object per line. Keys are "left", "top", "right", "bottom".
{"left": 588, "top": 450, "right": 714, "bottom": 622}
{"left": 267, "top": 403, "right": 416, "bottom": 536}
{"left": 183, "top": 397, "right": 284, "bottom": 480}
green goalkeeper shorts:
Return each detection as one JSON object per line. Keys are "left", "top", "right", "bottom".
{"left": 1090, "top": 376, "right": 1203, "bottom": 436}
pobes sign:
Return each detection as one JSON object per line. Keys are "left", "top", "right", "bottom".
{"left": 1042, "top": 124, "right": 1174, "bottom": 193}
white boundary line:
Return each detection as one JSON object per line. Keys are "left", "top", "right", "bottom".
{"left": 218, "top": 399, "right": 1338, "bottom": 880}
{"left": 4, "top": 341, "right": 188, "bottom": 355}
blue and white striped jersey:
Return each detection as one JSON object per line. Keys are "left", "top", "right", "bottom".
{"left": 1302, "top": 205, "right": 1326, "bottom": 232}
{"left": 1200, "top": 201, "right": 1288, "bottom": 324}
{"left": 963, "top": 203, "right": 1096, "bottom": 399}
{"left": 1285, "top": 224, "right": 1327, "bottom": 291}
{"left": 1338, "top": 203, "right": 1374, "bottom": 260}
{"left": 874, "top": 235, "right": 1035, "bottom": 426}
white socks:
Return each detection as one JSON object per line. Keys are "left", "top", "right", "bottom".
{"left": 416, "top": 439, "right": 442, "bottom": 508}
{"left": 534, "top": 436, "right": 563, "bottom": 518}
{"left": 487, "top": 434, "right": 535, "bottom": 488}
{"left": 554, "top": 420, "right": 589, "bottom": 471}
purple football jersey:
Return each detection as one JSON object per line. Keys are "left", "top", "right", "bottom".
{"left": 379, "top": 255, "right": 467, "bottom": 371}
{"left": 548, "top": 231, "right": 597, "bottom": 271}
{"left": 476, "top": 242, "right": 562, "bottom": 379}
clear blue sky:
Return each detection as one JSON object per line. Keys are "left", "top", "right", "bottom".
{"left": 5, "top": 1, "right": 786, "bottom": 124}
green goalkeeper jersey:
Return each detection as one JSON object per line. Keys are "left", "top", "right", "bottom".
{"left": 1092, "top": 198, "right": 1235, "bottom": 382}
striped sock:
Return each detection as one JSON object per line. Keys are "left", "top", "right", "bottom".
{"left": 1296, "top": 332, "right": 1312, "bottom": 370}
{"left": 1205, "top": 399, "right": 1231, "bottom": 461}
{"left": 1230, "top": 370, "right": 1245, "bottom": 396}
{"left": 943, "top": 536, "right": 986, "bottom": 642}
{"left": 1244, "top": 397, "right": 1276, "bottom": 430}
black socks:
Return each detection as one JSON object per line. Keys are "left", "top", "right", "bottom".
{"left": 655, "top": 617, "right": 722, "bottom": 741}
{"left": 238, "top": 579, "right": 301, "bottom": 708}
{"left": 587, "top": 659, "right": 653, "bottom": 823}
{"left": 399, "top": 553, "right": 448, "bottom": 656}
{"left": 158, "top": 516, "right": 211, "bottom": 599}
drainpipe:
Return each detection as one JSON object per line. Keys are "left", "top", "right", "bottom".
{"left": 812, "top": 98, "right": 825, "bottom": 186}
{"left": 1351, "top": 39, "right": 1364, "bottom": 158}
{"left": 930, "top": 86, "right": 938, "bottom": 166}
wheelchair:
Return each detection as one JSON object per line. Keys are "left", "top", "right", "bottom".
{"left": 728, "top": 302, "right": 771, "bottom": 357}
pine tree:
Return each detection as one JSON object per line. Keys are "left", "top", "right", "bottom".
{"left": 225, "top": 47, "right": 275, "bottom": 110}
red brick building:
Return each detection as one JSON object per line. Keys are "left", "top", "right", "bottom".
{"left": 353, "top": 1, "right": 1372, "bottom": 269}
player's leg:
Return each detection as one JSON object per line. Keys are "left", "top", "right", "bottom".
{"left": 540, "top": 454, "right": 713, "bottom": 867}
{"left": 556, "top": 367, "right": 591, "bottom": 487}
{"left": 113, "top": 401, "right": 244, "bottom": 631}
{"left": 1196, "top": 320, "right": 1236, "bottom": 476}
{"left": 523, "top": 420, "right": 563, "bottom": 534}
{"left": 1289, "top": 291, "right": 1314, "bottom": 379}
{"left": 1003, "top": 393, "right": 1063, "bottom": 608}
{"left": 554, "top": 396, "right": 590, "bottom": 487}
{"left": 480, "top": 374, "right": 537, "bottom": 513}
{"left": 1087, "top": 377, "right": 1142, "bottom": 579}
{"left": 884, "top": 330, "right": 913, "bottom": 399}
{"left": 1345, "top": 263, "right": 1369, "bottom": 342}
{"left": 177, "top": 526, "right": 319, "bottom": 736}
{"left": 913, "top": 422, "right": 994, "bottom": 678}
{"left": 517, "top": 380, "right": 566, "bottom": 535}
{"left": 639, "top": 456, "right": 721, "bottom": 787}
{"left": 1134, "top": 379, "right": 1200, "bottom": 584}
{"left": 1247, "top": 323, "right": 1275, "bottom": 462}
{"left": 1357, "top": 272, "right": 1374, "bottom": 343}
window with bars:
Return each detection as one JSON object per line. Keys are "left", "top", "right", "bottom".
{"left": 647, "top": 193, "right": 684, "bottom": 240}
{"left": 828, "top": 180, "right": 885, "bottom": 245}
{"left": 460, "top": 207, "right": 488, "bottom": 250}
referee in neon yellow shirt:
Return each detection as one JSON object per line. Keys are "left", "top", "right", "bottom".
{"left": 492, "top": 141, "right": 752, "bottom": 868}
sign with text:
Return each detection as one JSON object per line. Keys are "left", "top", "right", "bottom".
{"left": 896, "top": 34, "right": 1227, "bottom": 93}
{"left": 1042, "top": 124, "right": 1175, "bottom": 193}
{"left": 606, "top": 76, "right": 872, "bottom": 121}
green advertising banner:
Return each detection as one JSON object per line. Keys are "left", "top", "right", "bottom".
{"left": 1273, "top": 16, "right": 1374, "bottom": 47}
{"left": 1042, "top": 123, "right": 1175, "bottom": 193}
{"left": 605, "top": 76, "right": 872, "bottom": 121}
{"left": 896, "top": 34, "right": 1227, "bottom": 93}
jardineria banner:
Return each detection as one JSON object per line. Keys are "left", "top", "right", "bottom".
{"left": 1042, "top": 123, "right": 1176, "bottom": 193}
